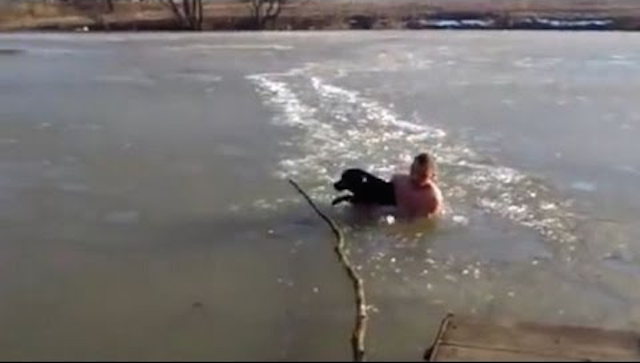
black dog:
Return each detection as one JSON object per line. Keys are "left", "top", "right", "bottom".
{"left": 332, "top": 168, "right": 396, "bottom": 206}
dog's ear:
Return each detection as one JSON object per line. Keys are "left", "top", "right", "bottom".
{"left": 332, "top": 195, "right": 353, "bottom": 206}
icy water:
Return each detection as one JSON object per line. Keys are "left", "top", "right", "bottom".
{"left": 0, "top": 31, "right": 639, "bottom": 360}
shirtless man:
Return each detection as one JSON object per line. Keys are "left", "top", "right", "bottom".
{"left": 391, "top": 153, "right": 443, "bottom": 219}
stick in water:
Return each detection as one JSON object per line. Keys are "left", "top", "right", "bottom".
{"left": 288, "top": 179, "right": 368, "bottom": 362}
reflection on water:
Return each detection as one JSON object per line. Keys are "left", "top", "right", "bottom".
{"left": 1, "top": 31, "right": 640, "bottom": 360}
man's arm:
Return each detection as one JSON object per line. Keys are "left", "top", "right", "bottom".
{"left": 431, "top": 183, "right": 444, "bottom": 215}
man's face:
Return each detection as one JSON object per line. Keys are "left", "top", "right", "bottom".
{"left": 410, "top": 161, "right": 431, "bottom": 186}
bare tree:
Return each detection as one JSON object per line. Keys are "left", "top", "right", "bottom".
{"left": 60, "top": 0, "right": 112, "bottom": 11}
{"left": 244, "top": 0, "right": 288, "bottom": 30}
{"left": 60, "top": 0, "right": 114, "bottom": 14}
{"left": 162, "top": 0, "right": 204, "bottom": 30}
{"left": 61, "top": 0, "right": 112, "bottom": 27}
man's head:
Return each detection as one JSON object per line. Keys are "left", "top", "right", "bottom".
{"left": 410, "top": 152, "right": 436, "bottom": 186}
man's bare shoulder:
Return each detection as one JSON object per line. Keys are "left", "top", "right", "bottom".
{"left": 391, "top": 173, "right": 409, "bottom": 183}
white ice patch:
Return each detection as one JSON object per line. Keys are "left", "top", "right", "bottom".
{"left": 164, "top": 73, "right": 223, "bottom": 83}
{"left": 104, "top": 210, "right": 140, "bottom": 225}
{"left": 165, "top": 44, "right": 293, "bottom": 52}
{"left": 0, "top": 138, "right": 18, "bottom": 145}
{"left": 94, "top": 74, "right": 156, "bottom": 86}
{"left": 613, "top": 165, "right": 640, "bottom": 177}
{"left": 58, "top": 183, "right": 90, "bottom": 193}
{"left": 27, "top": 48, "right": 79, "bottom": 57}
{"left": 571, "top": 181, "right": 597, "bottom": 192}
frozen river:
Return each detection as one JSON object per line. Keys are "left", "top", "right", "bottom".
{"left": 1, "top": 31, "right": 640, "bottom": 360}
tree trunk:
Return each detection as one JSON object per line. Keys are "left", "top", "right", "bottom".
{"left": 250, "top": 0, "right": 261, "bottom": 29}
{"left": 183, "top": 0, "right": 193, "bottom": 29}
{"left": 105, "top": 0, "right": 114, "bottom": 13}
{"left": 263, "top": 0, "right": 283, "bottom": 29}
{"left": 247, "top": 0, "right": 285, "bottom": 30}
{"left": 164, "top": 0, "right": 185, "bottom": 27}
{"left": 196, "top": 0, "right": 204, "bottom": 30}
{"left": 164, "top": 0, "right": 204, "bottom": 31}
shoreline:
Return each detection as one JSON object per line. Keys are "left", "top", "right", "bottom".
{"left": 2, "top": 1, "right": 640, "bottom": 33}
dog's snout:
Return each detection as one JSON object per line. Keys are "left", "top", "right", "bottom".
{"left": 334, "top": 180, "right": 347, "bottom": 191}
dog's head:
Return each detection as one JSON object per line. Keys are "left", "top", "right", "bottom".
{"left": 334, "top": 169, "right": 370, "bottom": 192}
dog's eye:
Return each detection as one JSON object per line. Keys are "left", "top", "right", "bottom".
{"left": 362, "top": 176, "right": 368, "bottom": 183}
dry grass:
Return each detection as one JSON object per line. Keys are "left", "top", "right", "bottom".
{"left": 2, "top": 0, "right": 640, "bottom": 31}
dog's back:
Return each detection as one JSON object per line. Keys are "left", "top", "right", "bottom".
{"left": 333, "top": 169, "right": 396, "bottom": 206}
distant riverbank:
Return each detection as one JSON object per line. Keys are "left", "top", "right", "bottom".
{"left": 2, "top": 0, "right": 640, "bottom": 32}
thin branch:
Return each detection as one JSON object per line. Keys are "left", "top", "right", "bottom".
{"left": 161, "top": 0, "right": 203, "bottom": 31}
{"left": 265, "top": 0, "right": 276, "bottom": 19}
{"left": 196, "top": 0, "right": 204, "bottom": 30}
{"left": 162, "top": 0, "right": 185, "bottom": 26}
{"left": 250, "top": 0, "right": 260, "bottom": 25}
{"left": 288, "top": 179, "right": 368, "bottom": 362}
{"left": 183, "top": 0, "right": 190, "bottom": 23}
{"left": 263, "top": 0, "right": 283, "bottom": 28}
{"left": 245, "top": 0, "right": 286, "bottom": 29}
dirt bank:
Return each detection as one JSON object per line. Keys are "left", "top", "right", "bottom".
{"left": 2, "top": 0, "right": 640, "bottom": 32}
